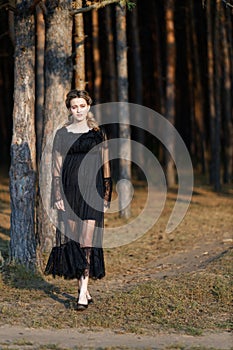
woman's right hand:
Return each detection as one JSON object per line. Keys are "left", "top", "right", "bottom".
{"left": 55, "top": 199, "right": 65, "bottom": 211}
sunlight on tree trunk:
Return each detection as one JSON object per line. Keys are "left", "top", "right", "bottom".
{"left": 38, "top": 1, "right": 73, "bottom": 254}
{"left": 74, "top": 0, "right": 86, "bottom": 90}
{"left": 9, "top": 0, "right": 36, "bottom": 270}
{"left": 35, "top": 4, "right": 45, "bottom": 164}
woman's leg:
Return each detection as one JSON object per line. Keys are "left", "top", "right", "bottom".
{"left": 77, "top": 220, "right": 95, "bottom": 310}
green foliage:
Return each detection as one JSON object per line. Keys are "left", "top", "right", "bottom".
{"left": 125, "top": 0, "right": 136, "bottom": 10}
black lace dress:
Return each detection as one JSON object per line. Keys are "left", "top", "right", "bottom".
{"left": 44, "top": 127, "right": 112, "bottom": 280}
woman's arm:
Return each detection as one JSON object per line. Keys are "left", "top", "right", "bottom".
{"left": 52, "top": 130, "right": 65, "bottom": 211}
{"left": 101, "top": 127, "right": 112, "bottom": 208}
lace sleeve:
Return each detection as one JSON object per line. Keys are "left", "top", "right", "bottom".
{"left": 51, "top": 130, "right": 63, "bottom": 206}
{"left": 103, "top": 177, "right": 112, "bottom": 207}
{"left": 101, "top": 127, "right": 112, "bottom": 208}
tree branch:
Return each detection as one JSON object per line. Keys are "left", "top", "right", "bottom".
{"left": 70, "top": 0, "right": 125, "bottom": 15}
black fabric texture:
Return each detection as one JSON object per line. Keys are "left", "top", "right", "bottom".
{"left": 45, "top": 126, "right": 111, "bottom": 280}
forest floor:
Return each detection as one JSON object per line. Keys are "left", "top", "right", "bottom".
{"left": 0, "top": 171, "right": 232, "bottom": 350}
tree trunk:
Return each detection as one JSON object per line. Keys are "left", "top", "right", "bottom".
{"left": 164, "top": 0, "right": 176, "bottom": 187}
{"left": 105, "top": 5, "right": 117, "bottom": 102}
{"left": 190, "top": 0, "right": 206, "bottom": 174}
{"left": 153, "top": 1, "right": 165, "bottom": 115}
{"left": 116, "top": 3, "right": 131, "bottom": 218}
{"left": 35, "top": 4, "right": 45, "bottom": 164}
{"left": 92, "top": 8, "right": 102, "bottom": 124}
{"left": 128, "top": 1, "right": 145, "bottom": 180}
{"left": 38, "top": 1, "right": 73, "bottom": 254}
{"left": 220, "top": 3, "right": 233, "bottom": 183}
{"left": 206, "top": 0, "right": 215, "bottom": 185}
{"left": 74, "top": 0, "right": 86, "bottom": 90}
{"left": 186, "top": 2, "right": 195, "bottom": 162}
{"left": 213, "top": 0, "right": 221, "bottom": 191}
{"left": 9, "top": 0, "right": 37, "bottom": 270}
{"left": 92, "top": 9, "right": 102, "bottom": 104}
{"left": 206, "top": 0, "right": 217, "bottom": 187}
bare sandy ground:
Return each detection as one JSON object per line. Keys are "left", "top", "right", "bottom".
{"left": 0, "top": 325, "right": 232, "bottom": 349}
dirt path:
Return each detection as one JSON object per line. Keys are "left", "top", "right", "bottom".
{"left": 0, "top": 240, "right": 232, "bottom": 350}
{"left": 0, "top": 325, "right": 232, "bottom": 349}
{"left": 0, "top": 178, "right": 232, "bottom": 349}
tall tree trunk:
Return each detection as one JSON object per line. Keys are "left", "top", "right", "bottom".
{"left": 220, "top": 3, "right": 233, "bottom": 183}
{"left": 38, "top": 1, "right": 73, "bottom": 254}
{"left": 213, "top": 0, "right": 221, "bottom": 191}
{"left": 164, "top": 0, "right": 176, "bottom": 187}
{"left": 206, "top": 0, "right": 215, "bottom": 185}
{"left": 35, "top": 4, "right": 45, "bottom": 164}
{"left": 153, "top": 1, "right": 165, "bottom": 115}
{"left": 9, "top": 0, "right": 37, "bottom": 269}
{"left": 186, "top": 2, "right": 195, "bottom": 162}
{"left": 92, "top": 8, "right": 102, "bottom": 124}
{"left": 116, "top": 3, "right": 131, "bottom": 218}
{"left": 104, "top": 5, "right": 118, "bottom": 180}
{"left": 92, "top": 9, "right": 102, "bottom": 104}
{"left": 206, "top": 0, "right": 218, "bottom": 187}
{"left": 105, "top": 5, "right": 117, "bottom": 102}
{"left": 128, "top": 1, "right": 145, "bottom": 180}
{"left": 190, "top": 0, "right": 206, "bottom": 174}
{"left": 74, "top": 0, "right": 86, "bottom": 90}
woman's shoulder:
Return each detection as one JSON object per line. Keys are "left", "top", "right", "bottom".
{"left": 54, "top": 126, "right": 68, "bottom": 136}
{"left": 97, "top": 125, "right": 109, "bottom": 140}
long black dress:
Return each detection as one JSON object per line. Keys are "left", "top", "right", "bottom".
{"left": 44, "top": 126, "right": 112, "bottom": 280}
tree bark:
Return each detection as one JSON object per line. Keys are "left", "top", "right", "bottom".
{"left": 164, "top": 0, "right": 176, "bottom": 187}
{"left": 220, "top": 3, "right": 233, "bottom": 183}
{"left": 206, "top": 0, "right": 218, "bottom": 187}
{"left": 92, "top": 9, "right": 102, "bottom": 104}
{"left": 9, "top": 0, "right": 37, "bottom": 270}
{"left": 213, "top": 0, "right": 221, "bottom": 191}
{"left": 189, "top": 0, "right": 206, "bottom": 174}
{"left": 38, "top": 0, "right": 73, "bottom": 254}
{"left": 105, "top": 5, "right": 117, "bottom": 102}
{"left": 116, "top": 3, "right": 131, "bottom": 218}
{"left": 207, "top": 0, "right": 215, "bottom": 185}
{"left": 128, "top": 1, "right": 145, "bottom": 180}
{"left": 74, "top": 0, "right": 86, "bottom": 90}
{"left": 35, "top": 4, "right": 45, "bottom": 164}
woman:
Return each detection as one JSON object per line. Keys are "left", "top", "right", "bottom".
{"left": 45, "top": 89, "right": 112, "bottom": 311}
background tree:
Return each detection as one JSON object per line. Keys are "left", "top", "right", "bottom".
{"left": 74, "top": 0, "right": 86, "bottom": 89}
{"left": 9, "top": 0, "right": 37, "bottom": 269}
{"left": 116, "top": 3, "right": 131, "bottom": 218}
{"left": 38, "top": 0, "right": 73, "bottom": 254}
{"left": 164, "top": 0, "right": 176, "bottom": 187}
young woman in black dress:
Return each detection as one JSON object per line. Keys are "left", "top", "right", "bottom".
{"left": 45, "top": 89, "right": 112, "bottom": 311}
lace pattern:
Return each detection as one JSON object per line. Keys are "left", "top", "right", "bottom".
{"left": 53, "top": 176, "right": 62, "bottom": 203}
{"left": 103, "top": 177, "right": 112, "bottom": 208}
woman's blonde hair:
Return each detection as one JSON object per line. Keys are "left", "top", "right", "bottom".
{"left": 65, "top": 89, "right": 99, "bottom": 131}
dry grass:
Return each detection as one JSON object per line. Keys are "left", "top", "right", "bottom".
{"left": 0, "top": 173, "right": 232, "bottom": 336}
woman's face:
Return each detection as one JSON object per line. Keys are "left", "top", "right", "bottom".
{"left": 69, "top": 97, "right": 90, "bottom": 123}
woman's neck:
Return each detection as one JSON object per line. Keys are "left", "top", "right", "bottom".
{"left": 67, "top": 119, "right": 90, "bottom": 132}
